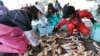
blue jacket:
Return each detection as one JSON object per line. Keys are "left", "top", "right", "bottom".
{"left": 55, "top": 2, "right": 62, "bottom": 10}
{"left": 48, "top": 13, "right": 61, "bottom": 26}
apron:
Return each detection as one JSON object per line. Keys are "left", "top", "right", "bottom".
{"left": 0, "top": 24, "right": 29, "bottom": 54}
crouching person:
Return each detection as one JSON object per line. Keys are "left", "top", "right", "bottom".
{"left": 33, "top": 2, "right": 54, "bottom": 37}
{"left": 0, "top": 4, "right": 43, "bottom": 55}
{"left": 55, "top": 5, "right": 97, "bottom": 39}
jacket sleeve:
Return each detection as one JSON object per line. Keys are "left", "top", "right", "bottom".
{"left": 79, "top": 9, "right": 93, "bottom": 19}
{"left": 79, "top": 9, "right": 97, "bottom": 24}
{"left": 6, "top": 10, "right": 32, "bottom": 31}
{"left": 24, "top": 30, "right": 39, "bottom": 47}
{"left": 56, "top": 19, "right": 65, "bottom": 29}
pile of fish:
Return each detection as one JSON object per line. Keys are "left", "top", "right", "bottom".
{"left": 24, "top": 33, "right": 100, "bottom": 56}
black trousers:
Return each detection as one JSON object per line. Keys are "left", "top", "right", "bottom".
{"left": 4, "top": 53, "right": 18, "bottom": 56}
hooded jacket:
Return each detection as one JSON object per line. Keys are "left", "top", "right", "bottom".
{"left": 0, "top": 9, "right": 32, "bottom": 31}
{"left": 56, "top": 9, "right": 93, "bottom": 29}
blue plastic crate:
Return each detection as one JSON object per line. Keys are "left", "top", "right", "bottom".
{"left": 38, "top": 24, "right": 54, "bottom": 34}
{"left": 91, "top": 23, "right": 100, "bottom": 42}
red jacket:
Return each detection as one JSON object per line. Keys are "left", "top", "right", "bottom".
{"left": 56, "top": 9, "right": 93, "bottom": 29}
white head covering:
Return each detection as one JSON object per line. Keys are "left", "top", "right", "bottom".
{"left": 34, "top": 2, "right": 46, "bottom": 15}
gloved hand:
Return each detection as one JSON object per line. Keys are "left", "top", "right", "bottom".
{"left": 53, "top": 28, "right": 59, "bottom": 32}
{"left": 91, "top": 18, "right": 97, "bottom": 25}
{"left": 28, "top": 44, "right": 42, "bottom": 56}
{"left": 33, "top": 44, "right": 43, "bottom": 53}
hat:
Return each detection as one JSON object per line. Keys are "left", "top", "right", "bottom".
{"left": 34, "top": 2, "right": 46, "bottom": 15}
{"left": 0, "top": 0, "right": 3, "bottom": 6}
{"left": 62, "top": 5, "right": 75, "bottom": 18}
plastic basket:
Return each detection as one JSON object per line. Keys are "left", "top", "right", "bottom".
{"left": 91, "top": 23, "right": 100, "bottom": 42}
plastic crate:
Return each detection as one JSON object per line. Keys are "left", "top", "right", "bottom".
{"left": 91, "top": 23, "right": 100, "bottom": 42}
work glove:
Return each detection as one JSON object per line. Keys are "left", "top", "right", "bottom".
{"left": 28, "top": 44, "right": 43, "bottom": 56}
{"left": 91, "top": 18, "right": 97, "bottom": 25}
{"left": 53, "top": 28, "right": 59, "bottom": 32}
{"left": 33, "top": 44, "right": 42, "bottom": 53}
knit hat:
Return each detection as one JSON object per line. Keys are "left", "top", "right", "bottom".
{"left": 34, "top": 2, "right": 46, "bottom": 15}
{"left": 62, "top": 5, "right": 75, "bottom": 18}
